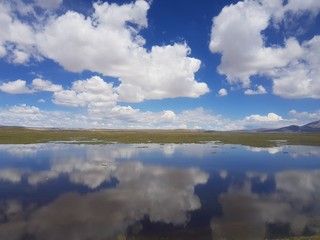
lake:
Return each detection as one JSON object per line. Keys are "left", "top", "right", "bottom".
{"left": 0, "top": 142, "right": 319, "bottom": 239}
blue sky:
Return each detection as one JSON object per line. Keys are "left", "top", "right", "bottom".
{"left": 0, "top": 0, "right": 319, "bottom": 130}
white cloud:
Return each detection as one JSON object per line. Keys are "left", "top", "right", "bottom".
{"left": 0, "top": 78, "right": 62, "bottom": 94}
{"left": 0, "top": 3, "right": 35, "bottom": 45}
{"left": 0, "top": 79, "right": 31, "bottom": 93}
{"left": 32, "top": 78, "right": 63, "bottom": 92}
{"left": 288, "top": 109, "right": 320, "bottom": 121}
{"left": 179, "top": 124, "right": 187, "bottom": 129}
{"left": 11, "top": 49, "right": 29, "bottom": 64}
{"left": 239, "top": 112, "right": 301, "bottom": 129}
{"left": 273, "top": 36, "right": 320, "bottom": 99}
{"left": 109, "top": 105, "right": 140, "bottom": 117}
{"left": 0, "top": 2, "right": 37, "bottom": 62}
{"left": 210, "top": 0, "right": 320, "bottom": 98}
{"left": 218, "top": 88, "right": 228, "bottom": 96}
{"left": 9, "top": 104, "right": 41, "bottom": 114}
{"left": 245, "top": 112, "right": 283, "bottom": 122}
{"left": 2, "top": 103, "right": 314, "bottom": 131}
{"left": 36, "top": 5, "right": 142, "bottom": 74}
{"left": 117, "top": 43, "right": 209, "bottom": 102}
{"left": 1, "top": 0, "right": 62, "bottom": 20}
{"left": 0, "top": 102, "right": 233, "bottom": 130}
{"left": 0, "top": 104, "right": 88, "bottom": 128}
{"left": 53, "top": 76, "right": 117, "bottom": 108}
{"left": 161, "top": 110, "right": 176, "bottom": 120}
{"left": 171, "top": 108, "right": 227, "bottom": 130}
{"left": 0, "top": 44, "right": 6, "bottom": 57}
{"left": 1, "top": 0, "right": 209, "bottom": 102}
{"left": 210, "top": 0, "right": 302, "bottom": 87}
{"left": 283, "top": 0, "right": 320, "bottom": 15}
{"left": 37, "top": 4, "right": 209, "bottom": 101}
{"left": 244, "top": 85, "right": 267, "bottom": 95}
{"left": 0, "top": 104, "right": 45, "bottom": 127}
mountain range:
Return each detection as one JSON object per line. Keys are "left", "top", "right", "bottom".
{"left": 262, "top": 120, "right": 320, "bottom": 133}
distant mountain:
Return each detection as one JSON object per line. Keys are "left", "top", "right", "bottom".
{"left": 304, "top": 120, "right": 320, "bottom": 129}
{"left": 263, "top": 120, "right": 320, "bottom": 133}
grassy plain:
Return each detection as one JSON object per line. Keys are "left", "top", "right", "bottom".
{"left": 0, "top": 127, "right": 319, "bottom": 147}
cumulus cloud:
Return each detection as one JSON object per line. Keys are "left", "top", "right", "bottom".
{"left": 0, "top": 79, "right": 31, "bottom": 94}
{"left": 1, "top": 102, "right": 309, "bottom": 130}
{"left": 273, "top": 36, "right": 320, "bottom": 99}
{"left": 0, "top": 103, "right": 227, "bottom": 130}
{"left": 0, "top": 104, "right": 90, "bottom": 128}
{"left": 0, "top": 2, "right": 37, "bottom": 63}
{"left": 86, "top": 105, "right": 228, "bottom": 130}
{"left": 36, "top": 2, "right": 148, "bottom": 74}
{"left": 9, "top": 104, "right": 41, "bottom": 114}
{"left": 218, "top": 88, "right": 228, "bottom": 96}
{"left": 210, "top": 0, "right": 320, "bottom": 98}
{"left": 244, "top": 85, "right": 267, "bottom": 95}
{"left": 116, "top": 43, "right": 209, "bottom": 102}
{"left": 0, "top": 0, "right": 209, "bottom": 102}
{"left": 0, "top": 78, "right": 62, "bottom": 94}
{"left": 11, "top": 49, "right": 30, "bottom": 64}
{"left": 210, "top": 0, "right": 302, "bottom": 87}
{"left": 245, "top": 112, "right": 283, "bottom": 122}
{"left": 0, "top": 45, "right": 6, "bottom": 57}
{"left": 288, "top": 109, "right": 320, "bottom": 121}
{"left": 0, "top": 104, "right": 46, "bottom": 127}
{"left": 283, "top": 0, "right": 320, "bottom": 15}
{"left": 4, "top": 100, "right": 316, "bottom": 130}
{"left": 31, "top": 78, "right": 62, "bottom": 92}
{"left": 240, "top": 112, "right": 292, "bottom": 129}
{"left": 161, "top": 110, "right": 176, "bottom": 121}
{"left": 53, "top": 76, "right": 117, "bottom": 108}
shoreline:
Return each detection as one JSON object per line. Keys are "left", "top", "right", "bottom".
{"left": 1, "top": 127, "right": 319, "bottom": 147}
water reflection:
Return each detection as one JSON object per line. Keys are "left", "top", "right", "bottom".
{"left": 0, "top": 143, "right": 319, "bottom": 239}
{"left": 0, "top": 163, "right": 208, "bottom": 239}
{"left": 211, "top": 170, "right": 320, "bottom": 239}
{"left": 0, "top": 144, "right": 208, "bottom": 239}
{"left": 247, "top": 145, "right": 320, "bottom": 157}
{"left": 247, "top": 146, "right": 284, "bottom": 154}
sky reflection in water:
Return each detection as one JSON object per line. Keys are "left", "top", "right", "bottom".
{"left": 0, "top": 143, "right": 319, "bottom": 240}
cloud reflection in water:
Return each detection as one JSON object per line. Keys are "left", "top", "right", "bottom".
{"left": 0, "top": 143, "right": 320, "bottom": 239}
{"left": 0, "top": 143, "right": 209, "bottom": 240}
{"left": 211, "top": 170, "right": 320, "bottom": 239}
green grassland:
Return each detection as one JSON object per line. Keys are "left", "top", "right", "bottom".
{"left": 0, "top": 127, "right": 319, "bottom": 147}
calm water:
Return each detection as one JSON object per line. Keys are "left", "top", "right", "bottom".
{"left": 0, "top": 142, "right": 319, "bottom": 240}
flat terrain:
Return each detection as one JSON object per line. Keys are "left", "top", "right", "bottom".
{"left": 0, "top": 127, "right": 319, "bottom": 147}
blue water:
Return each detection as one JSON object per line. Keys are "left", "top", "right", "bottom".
{"left": 0, "top": 143, "right": 319, "bottom": 239}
